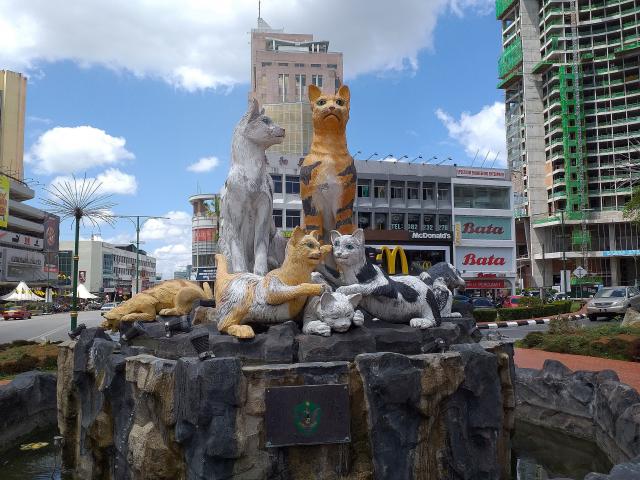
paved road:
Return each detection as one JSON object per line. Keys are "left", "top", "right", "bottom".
{"left": 0, "top": 311, "right": 106, "bottom": 343}
{"left": 482, "top": 317, "right": 607, "bottom": 341}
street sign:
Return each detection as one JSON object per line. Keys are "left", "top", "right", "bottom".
{"left": 573, "top": 266, "right": 588, "bottom": 278}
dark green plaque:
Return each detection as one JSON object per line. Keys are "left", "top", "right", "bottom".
{"left": 264, "top": 384, "right": 350, "bottom": 447}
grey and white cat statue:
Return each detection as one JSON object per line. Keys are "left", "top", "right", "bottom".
{"left": 419, "top": 262, "right": 466, "bottom": 318}
{"left": 302, "top": 291, "right": 364, "bottom": 336}
{"left": 331, "top": 229, "right": 441, "bottom": 329}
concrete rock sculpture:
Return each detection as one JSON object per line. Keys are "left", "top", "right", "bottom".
{"left": 101, "top": 280, "right": 212, "bottom": 331}
{"left": 214, "top": 226, "right": 331, "bottom": 339}
{"left": 300, "top": 84, "right": 356, "bottom": 245}
{"left": 218, "top": 98, "right": 285, "bottom": 275}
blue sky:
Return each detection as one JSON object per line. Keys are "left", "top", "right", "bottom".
{"left": 2, "top": 0, "right": 506, "bottom": 277}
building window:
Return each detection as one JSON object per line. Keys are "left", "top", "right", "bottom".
{"left": 311, "top": 74, "right": 323, "bottom": 87}
{"left": 374, "top": 213, "right": 387, "bottom": 230}
{"left": 437, "top": 185, "right": 450, "bottom": 203}
{"left": 407, "top": 182, "right": 419, "bottom": 200}
{"left": 358, "top": 212, "right": 371, "bottom": 229}
{"left": 423, "top": 183, "right": 434, "bottom": 202}
{"left": 454, "top": 185, "right": 510, "bottom": 209}
{"left": 286, "top": 210, "right": 301, "bottom": 228}
{"left": 285, "top": 175, "right": 300, "bottom": 194}
{"left": 438, "top": 215, "right": 451, "bottom": 231}
{"left": 295, "top": 63, "right": 305, "bottom": 67}
{"left": 273, "top": 210, "right": 283, "bottom": 228}
{"left": 374, "top": 181, "right": 387, "bottom": 199}
{"left": 278, "top": 73, "right": 289, "bottom": 102}
{"left": 271, "top": 174, "right": 283, "bottom": 193}
{"left": 408, "top": 214, "right": 420, "bottom": 231}
{"left": 278, "top": 62, "right": 289, "bottom": 66}
{"left": 390, "top": 213, "right": 404, "bottom": 230}
{"left": 390, "top": 181, "right": 404, "bottom": 200}
{"left": 295, "top": 74, "right": 306, "bottom": 102}
{"left": 357, "top": 180, "right": 370, "bottom": 198}
{"left": 423, "top": 214, "right": 436, "bottom": 231}
{"left": 327, "top": 64, "right": 338, "bottom": 69}
{"left": 261, "top": 62, "right": 272, "bottom": 67}
{"left": 311, "top": 63, "right": 321, "bottom": 68}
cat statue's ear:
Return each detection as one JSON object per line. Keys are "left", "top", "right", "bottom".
{"left": 291, "top": 226, "right": 305, "bottom": 244}
{"left": 347, "top": 293, "right": 362, "bottom": 308}
{"left": 330, "top": 230, "right": 341, "bottom": 244}
{"left": 242, "top": 98, "right": 261, "bottom": 124}
{"left": 308, "top": 84, "right": 322, "bottom": 103}
{"left": 338, "top": 84, "right": 350, "bottom": 102}
{"left": 319, "top": 291, "right": 333, "bottom": 312}
{"left": 310, "top": 230, "right": 320, "bottom": 241}
{"left": 352, "top": 228, "right": 365, "bottom": 244}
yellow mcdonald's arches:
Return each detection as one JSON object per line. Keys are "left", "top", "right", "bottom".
{"left": 375, "top": 246, "right": 409, "bottom": 275}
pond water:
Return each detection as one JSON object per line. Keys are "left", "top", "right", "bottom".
{"left": 511, "top": 420, "right": 613, "bottom": 479}
{"left": 0, "top": 428, "right": 71, "bottom": 480}
{"left": 0, "top": 422, "right": 613, "bottom": 479}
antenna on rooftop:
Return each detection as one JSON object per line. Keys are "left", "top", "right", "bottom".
{"left": 258, "top": 0, "right": 261, "bottom": 19}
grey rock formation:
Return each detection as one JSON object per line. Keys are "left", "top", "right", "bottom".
{"left": 57, "top": 329, "right": 515, "bottom": 480}
{"left": 0, "top": 370, "right": 57, "bottom": 451}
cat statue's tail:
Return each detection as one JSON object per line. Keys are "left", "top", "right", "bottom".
{"left": 214, "top": 254, "right": 234, "bottom": 304}
{"left": 203, "top": 282, "right": 213, "bottom": 300}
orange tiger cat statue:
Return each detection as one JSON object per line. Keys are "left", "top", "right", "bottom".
{"left": 300, "top": 84, "right": 356, "bottom": 246}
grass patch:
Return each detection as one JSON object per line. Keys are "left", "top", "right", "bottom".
{"left": 517, "top": 318, "right": 640, "bottom": 361}
{"left": 0, "top": 340, "right": 59, "bottom": 379}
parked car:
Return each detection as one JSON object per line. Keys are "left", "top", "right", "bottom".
{"left": 2, "top": 306, "right": 32, "bottom": 320}
{"left": 100, "top": 302, "right": 119, "bottom": 315}
{"left": 452, "top": 294, "right": 473, "bottom": 316}
{"left": 471, "top": 297, "right": 495, "bottom": 310}
{"left": 586, "top": 286, "right": 640, "bottom": 321}
{"left": 453, "top": 294, "right": 472, "bottom": 304}
{"left": 501, "top": 295, "right": 523, "bottom": 308}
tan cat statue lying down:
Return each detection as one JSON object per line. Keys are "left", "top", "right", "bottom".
{"left": 214, "top": 226, "right": 331, "bottom": 339}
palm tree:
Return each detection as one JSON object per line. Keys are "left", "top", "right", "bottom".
{"left": 42, "top": 175, "right": 116, "bottom": 330}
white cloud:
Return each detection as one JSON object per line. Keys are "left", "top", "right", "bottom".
{"left": 0, "top": 0, "right": 492, "bottom": 91}
{"left": 137, "top": 210, "right": 193, "bottom": 278}
{"left": 96, "top": 169, "right": 138, "bottom": 195}
{"left": 436, "top": 102, "right": 506, "bottom": 165}
{"left": 27, "top": 126, "right": 135, "bottom": 175}
{"left": 50, "top": 169, "right": 137, "bottom": 196}
{"left": 187, "top": 156, "right": 220, "bottom": 173}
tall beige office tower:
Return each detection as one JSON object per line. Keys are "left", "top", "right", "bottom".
{"left": 251, "top": 17, "right": 344, "bottom": 156}
{"left": 0, "top": 71, "right": 27, "bottom": 181}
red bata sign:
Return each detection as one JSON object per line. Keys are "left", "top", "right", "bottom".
{"left": 466, "top": 279, "right": 505, "bottom": 289}
{"left": 462, "top": 222, "right": 504, "bottom": 235}
{"left": 462, "top": 253, "right": 506, "bottom": 266}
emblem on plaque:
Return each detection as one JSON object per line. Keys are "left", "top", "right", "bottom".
{"left": 294, "top": 400, "right": 321, "bottom": 435}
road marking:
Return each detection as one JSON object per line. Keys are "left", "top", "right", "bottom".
{"left": 28, "top": 324, "right": 69, "bottom": 341}
{"left": 487, "top": 323, "right": 498, "bottom": 329}
{"left": 506, "top": 321, "right": 518, "bottom": 327}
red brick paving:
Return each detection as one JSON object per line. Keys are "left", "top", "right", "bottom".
{"left": 0, "top": 379, "right": 11, "bottom": 386}
{"left": 515, "top": 348, "right": 640, "bottom": 392}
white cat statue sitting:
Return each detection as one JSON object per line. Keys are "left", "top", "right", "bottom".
{"left": 302, "top": 291, "right": 363, "bottom": 336}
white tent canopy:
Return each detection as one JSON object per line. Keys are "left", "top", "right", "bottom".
{"left": 1, "top": 281, "right": 45, "bottom": 302}
{"left": 65, "top": 283, "right": 99, "bottom": 300}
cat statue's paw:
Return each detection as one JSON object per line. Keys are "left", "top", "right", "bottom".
{"left": 304, "top": 320, "right": 331, "bottom": 337}
{"left": 352, "top": 310, "right": 365, "bottom": 326}
{"left": 410, "top": 318, "right": 436, "bottom": 329}
{"left": 446, "top": 312, "right": 462, "bottom": 318}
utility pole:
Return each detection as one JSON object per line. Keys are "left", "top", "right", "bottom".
{"left": 111, "top": 215, "right": 169, "bottom": 295}
{"left": 560, "top": 210, "right": 568, "bottom": 294}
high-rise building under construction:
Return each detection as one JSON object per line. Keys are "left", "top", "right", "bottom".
{"left": 498, "top": 0, "right": 640, "bottom": 290}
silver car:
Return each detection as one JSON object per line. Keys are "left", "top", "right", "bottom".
{"left": 586, "top": 286, "right": 640, "bottom": 321}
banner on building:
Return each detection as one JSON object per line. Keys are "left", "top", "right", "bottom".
{"left": 456, "top": 168, "right": 506, "bottom": 179}
{"left": 2, "top": 247, "right": 46, "bottom": 282}
{"left": 466, "top": 279, "right": 506, "bottom": 289}
{"left": 43, "top": 213, "right": 60, "bottom": 273}
{"left": 79, "top": 271, "right": 86, "bottom": 283}
{"left": 195, "top": 266, "right": 217, "bottom": 281}
{"left": 455, "top": 246, "right": 514, "bottom": 273}
{"left": 455, "top": 216, "right": 512, "bottom": 241}
{"left": 0, "top": 231, "right": 43, "bottom": 250}
{"left": 0, "top": 175, "right": 9, "bottom": 228}
{"left": 194, "top": 228, "right": 215, "bottom": 242}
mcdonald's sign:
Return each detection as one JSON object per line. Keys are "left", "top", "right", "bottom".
{"left": 376, "top": 246, "right": 409, "bottom": 275}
